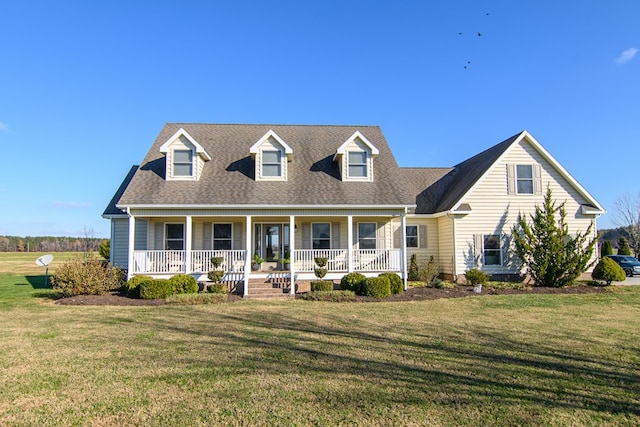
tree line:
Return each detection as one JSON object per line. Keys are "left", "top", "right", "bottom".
{"left": 0, "top": 235, "right": 107, "bottom": 252}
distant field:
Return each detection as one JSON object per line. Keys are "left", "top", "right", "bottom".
{"left": 0, "top": 252, "right": 96, "bottom": 275}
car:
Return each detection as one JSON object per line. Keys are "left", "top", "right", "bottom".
{"left": 604, "top": 255, "right": 640, "bottom": 277}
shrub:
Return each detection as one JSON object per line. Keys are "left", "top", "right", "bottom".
{"left": 301, "top": 290, "right": 356, "bottom": 302}
{"left": 340, "top": 272, "right": 367, "bottom": 293}
{"left": 512, "top": 187, "right": 596, "bottom": 287}
{"left": 361, "top": 277, "right": 391, "bottom": 299}
{"left": 601, "top": 240, "right": 613, "bottom": 257}
{"left": 379, "top": 272, "right": 403, "bottom": 294}
{"left": 314, "top": 268, "right": 328, "bottom": 279}
{"left": 408, "top": 254, "right": 419, "bottom": 281}
{"left": 310, "top": 280, "right": 334, "bottom": 292}
{"left": 139, "top": 279, "right": 173, "bottom": 300}
{"left": 314, "top": 257, "right": 328, "bottom": 267}
{"left": 210, "top": 256, "right": 224, "bottom": 269}
{"left": 419, "top": 256, "right": 440, "bottom": 285}
{"left": 98, "top": 240, "right": 110, "bottom": 260}
{"left": 126, "top": 275, "right": 153, "bottom": 298}
{"left": 592, "top": 257, "right": 626, "bottom": 285}
{"left": 618, "top": 237, "right": 632, "bottom": 255}
{"left": 207, "top": 283, "right": 229, "bottom": 294}
{"left": 168, "top": 274, "right": 198, "bottom": 294}
{"left": 207, "top": 270, "right": 225, "bottom": 283}
{"left": 166, "top": 293, "right": 227, "bottom": 304}
{"left": 433, "top": 278, "right": 455, "bottom": 289}
{"left": 465, "top": 268, "right": 489, "bottom": 285}
{"left": 52, "top": 259, "right": 124, "bottom": 297}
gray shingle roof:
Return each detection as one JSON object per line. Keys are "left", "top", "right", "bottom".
{"left": 113, "top": 124, "right": 417, "bottom": 209}
{"left": 413, "top": 132, "right": 521, "bottom": 213}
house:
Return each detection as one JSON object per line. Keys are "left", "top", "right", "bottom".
{"left": 103, "top": 124, "right": 605, "bottom": 297}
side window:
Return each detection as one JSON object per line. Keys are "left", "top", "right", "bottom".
{"left": 516, "top": 164, "right": 533, "bottom": 194}
{"left": 406, "top": 225, "right": 418, "bottom": 248}
{"left": 358, "top": 223, "right": 377, "bottom": 249}
{"left": 312, "top": 223, "right": 331, "bottom": 249}
{"left": 483, "top": 234, "right": 502, "bottom": 265}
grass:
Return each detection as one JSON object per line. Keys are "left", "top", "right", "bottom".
{"left": 1, "top": 253, "right": 639, "bottom": 426}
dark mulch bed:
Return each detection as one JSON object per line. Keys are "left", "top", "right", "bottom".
{"left": 55, "top": 284, "right": 608, "bottom": 306}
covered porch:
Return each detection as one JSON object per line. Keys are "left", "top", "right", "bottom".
{"left": 125, "top": 207, "right": 409, "bottom": 297}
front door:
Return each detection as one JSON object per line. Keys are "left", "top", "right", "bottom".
{"left": 255, "top": 223, "right": 290, "bottom": 262}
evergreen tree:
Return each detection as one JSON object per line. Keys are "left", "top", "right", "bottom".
{"left": 511, "top": 188, "right": 596, "bottom": 287}
{"left": 601, "top": 240, "right": 613, "bottom": 257}
{"left": 408, "top": 254, "right": 419, "bottom": 281}
{"left": 618, "top": 237, "right": 632, "bottom": 255}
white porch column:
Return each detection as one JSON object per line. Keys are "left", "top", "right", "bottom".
{"left": 185, "top": 215, "right": 193, "bottom": 274}
{"left": 127, "top": 209, "right": 135, "bottom": 280}
{"left": 289, "top": 215, "right": 296, "bottom": 295}
{"left": 347, "top": 215, "right": 353, "bottom": 272}
{"left": 401, "top": 213, "right": 408, "bottom": 290}
{"left": 244, "top": 215, "right": 251, "bottom": 297}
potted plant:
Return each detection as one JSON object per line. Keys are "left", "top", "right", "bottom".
{"left": 465, "top": 268, "right": 489, "bottom": 293}
{"left": 252, "top": 253, "right": 264, "bottom": 271}
{"left": 280, "top": 250, "right": 291, "bottom": 270}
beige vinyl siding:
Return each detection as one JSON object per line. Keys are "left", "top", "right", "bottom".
{"left": 437, "top": 216, "right": 454, "bottom": 276}
{"left": 393, "top": 217, "right": 440, "bottom": 272}
{"left": 452, "top": 138, "right": 597, "bottom": 275}
{"left": 165, "top": 135, "right": 205, "bottom": 181}
{"left": 111, "top": 218, "right": 129, "bottom": 269}
{"left": 255, "top": 138, "right": 287, "bottom": 181}
{"left": 340, "top": 138, "right": 373, "bottom": 182}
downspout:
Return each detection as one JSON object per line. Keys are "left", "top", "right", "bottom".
{"left": 449, "top": 212, "right": 457, "bottom": 282}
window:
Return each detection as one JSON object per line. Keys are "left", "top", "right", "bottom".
{"left": 516, "top": 164, "right": 533, "bottom": 194}
{"left": 213, "top": 224, "right": 232, "bottom": 250}
{"left": 406, "top": 225, "right": 418, "bottom": 248}
{"left": 358, "top": 223, "right": 376, "bottom": 249}
{"left": 165, "top": 224, "right": 184, "bottom": 250}
{"left": 173, "top": 150, "right": 193, "bottom": 177}
{"left": 312, "top": 223, "right": 331, "bottom": 249}
{"left": 483, "top": 235, "right": 502, "bottom": 265}
{"left": 262, "top": 150, "right": 282, "bottom": 177}
{"left": 348, "top": 151, "right": 367, "bottom": 178}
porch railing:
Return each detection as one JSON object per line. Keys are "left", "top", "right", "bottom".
{"left": 190, "top": 250, "right": 246, "bottom": 274}
{"left": 294, "top": 249, "right": 401, "bottom": 272}
{"left": 352, "top": 249, "right": 401, "bottom": 272}
{"left": 132, "top": 250, "right": 185, "bottom": 274}
{"left": 294, "top": 249, "right": 349, "bottom": 272}
{"left": 132, "top": 248, "right": 400, "bottom": 275}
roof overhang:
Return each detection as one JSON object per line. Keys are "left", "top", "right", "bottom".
{"left": 250, "top": 129, "right": 293, "bottom": 160}
{"left": 159, "top": 128, "right": 212, "bottom": 161}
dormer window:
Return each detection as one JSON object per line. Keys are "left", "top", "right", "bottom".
{"left": 348, "top": 151, "right": 368, "bottom": 178}
{"left": 262, "top": 150, "right": 282, "bottom": 177}
{"left": 250, "top": 130, "right": 293, "bottom": 181}
{"left": 173, "top": 150, "right": 193, "bottom": 177}
{"left": 159, "top": 128, "right": 211, "bottom": 181}
{"left": 334, "top": 131, "right": 379, "bottom": 182}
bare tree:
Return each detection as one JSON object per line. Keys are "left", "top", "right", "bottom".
{"left": 613, "top": 192, "right": 640, "bottom": 256}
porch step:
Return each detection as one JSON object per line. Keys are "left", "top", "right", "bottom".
{"left": 245, "top": 278, "right": 294, "bottom": 300}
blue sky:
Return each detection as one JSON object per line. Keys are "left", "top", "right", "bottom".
{"left": 0, "top": 1, "right": 638, "bottom": 238}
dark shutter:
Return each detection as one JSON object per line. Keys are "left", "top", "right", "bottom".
{"left": 302, "top": 223, "right": 311, "bottom": 249}
{"left": 331, "top": 222, "right": 340, "bottom": 249}
{"left": 419, "top": 225, "right": 427, "bottom": 248}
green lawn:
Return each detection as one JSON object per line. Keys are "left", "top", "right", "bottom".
{"left": 0, "top": 264, "right": 639, "bottom": 425}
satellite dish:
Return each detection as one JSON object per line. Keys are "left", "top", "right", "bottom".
{"left": 35, "top": 254, "right": 54, "bottom": 287}
{"left": 35, "top": 254, "right": 54, "bottom": 267}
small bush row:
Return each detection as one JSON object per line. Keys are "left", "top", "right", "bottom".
{"left": 127, "top": 274, "right": 199, "bottom": 300}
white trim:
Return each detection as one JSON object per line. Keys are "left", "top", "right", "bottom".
{"left": 450, "top": 131, "right": 605, "bottom": 213}
{"left": 335, "top": 131, "right": 379, "bottom": 158}
{"left": 250, "top": 129, "right": 293, "bottom": 159}
{"left": 117, "top": 203, "right": 414, "bottom": 210}
{"left": 159, "top": 128, "right": 211, "bottom": 161}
